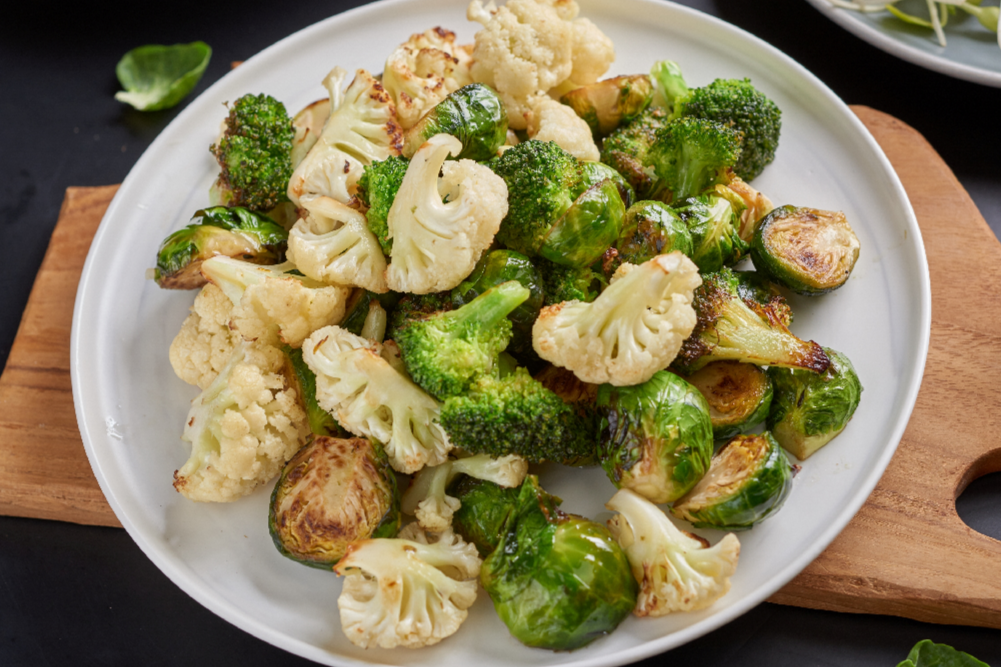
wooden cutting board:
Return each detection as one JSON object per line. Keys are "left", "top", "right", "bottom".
{"left": 1, "top": 107, "right": 999, "bottom": 628}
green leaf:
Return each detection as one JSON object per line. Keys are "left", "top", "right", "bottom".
{"left": 115, "top": 41, "right": 211, "bottom": 111}
{"left": 899, "top": 639, "right": 990, "bottom": 667}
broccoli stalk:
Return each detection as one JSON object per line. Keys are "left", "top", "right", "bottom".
{"left": 673, "top": 267, "right": 831, "bottom": 374}
{"left": 394, "top": 281, "right": 531, "bottom": 399}
{"left": 648, "top": 116, "right": 742, "bottom": 203}
{"left": 209, "top": 93, "right": 295, "bottom": 211}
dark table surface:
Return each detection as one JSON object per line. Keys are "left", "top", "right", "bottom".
{"left": 3, "top": 0, "right": 1001, "bottom": 665}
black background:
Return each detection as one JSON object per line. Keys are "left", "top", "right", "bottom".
{"left": 2, "top": 1, "right": 1001, "bottom": 665}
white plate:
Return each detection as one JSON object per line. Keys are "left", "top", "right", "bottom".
{"left": 805, "top": 0, "right": 1001, "bottom": 87}
{"left": 71, "top": 0, "right": 931, "bottom": 665}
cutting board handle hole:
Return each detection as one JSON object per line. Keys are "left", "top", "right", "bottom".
{"left": 955, "top": 450, "right": 1001, "bottom": 542}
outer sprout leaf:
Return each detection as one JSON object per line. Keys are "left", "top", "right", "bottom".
{"left": 115, "top": 42, "right": 211, "bottom": 111}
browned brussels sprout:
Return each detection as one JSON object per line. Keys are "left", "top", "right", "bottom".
{"left": 614, "top": 200, "right": 694, "bottom": 271}
{"left": 672, "top": 431, "right": 793, "bottom": 530}
{"left": 679, "top": 361, "right": 773, "bottom": 440}
{"left": 269, "top": 436, "right": 400, "bottom": 569}
{"left": 751, "top": 205, "right": 860, "bottom": 295}
{"left": 560, "top": 74, "right": 654, "bottom": 136}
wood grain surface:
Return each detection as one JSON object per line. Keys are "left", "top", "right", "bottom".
{"left": 1, "top": 108, "right": 999, "bottom": 626}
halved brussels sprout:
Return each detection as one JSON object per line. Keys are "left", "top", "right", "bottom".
{"left": 679, "top": 361, "right": 773, "bottom": 440}
{"left": 597, "top": 370, "right": 714, "bottom": 504}
{"left": 480, "top": 475, "right": 637, "bottom": 650}
{"left": 560, "top": 74, "right": 654, "bottom": 136}
{"left": 751, "top": 205, "right": 860, "bottom": 295}
{"left": 449, "top": 476, "right": 521, "bottom": 557}
{"left": 402, "top": 83, "right": 507, "bottom": 161}
{"left": 672, "top": 431, "right": 793, "bottom": 530}
{"left": 153, "top": 206, "right": 288, "bottom": 289}
{"left": 538, "top": 178, "right": 626, "bottom": 268}
{"left": 581, "top": 161, "right": 636, "bottom": 208}
{"left": 674, "top": 194, "right": 747, "bottom": 273}
{"left": 732, "top": 269, "right": 793, "bottom": 327}
{"left": 269, "top": 436, "right": 400, "bottom": 569}
{"left": 614, "top": 200, "right": 694, "bottom": 270}
{"left": 767, "top": 347, "right": 862, "bottom": 460}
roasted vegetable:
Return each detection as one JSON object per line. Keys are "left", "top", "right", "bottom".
{"left": 672, "top": 431, "right": 794, "bottom": 530}
{"left": 673, "top": 267, "right": 830, "bottom": 374}
{"left": 449, "top": 477, "right": 522, "bottom": 556}
{"left": 480, "top": 476, "right": 637, "bottom": 650}
{"left": 284, "top": 346, "right": 345, "bottom": 437}
{"left": 679, "top": 361, "right": 773, "bottom": 440}
{"left": 402, "top": 83, "right": 507, "bottom": 161}
{"left": 599, "top": 106, "right": 668, "bottom": 200}
{"left": 597, "top": 370, "right": 714, "bottom": 504}
{"left": 613, "top": 200, "right": 693, "bottom": 271}
{"left": 767, "top": 347, "right": 863, "bottom": 460}
{"left": 672, "top": 77, "right": 782, "bottom": 181}
{"left": 674, "top": 193, "right": 748, "bottom": 273}
{"left": 751, "top": 205, "right": 861, "bottom": 295}
{"left": 647, "top": 116, "right": 742, "bottom": 204}
{"left": 356, "top": 155, "right": 409, "bottom": 255}
{"left": 269, "top": 436, "right": 400, "bottom": 568}
{"left": 153, "top": 206, "right": 288, "bottom": 290}
{"left": 210, "top": 93, "right": 295, "bottom": 211}
{"left": 560, "top": 74, "right": 654, "bottom": 136}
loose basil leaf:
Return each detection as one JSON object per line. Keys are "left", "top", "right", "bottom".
{"left": 897, "top": 640, "right": 989, "bottom": 667}
{"left": 115, "top": 41, "right": 212, "bottom": 111}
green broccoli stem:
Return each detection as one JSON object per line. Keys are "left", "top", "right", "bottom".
{"left": 444, "top": 280, "right": 531, "bottom": 336}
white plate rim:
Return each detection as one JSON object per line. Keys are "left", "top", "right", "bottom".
{"left": 70, "top": 0, "right": 932, "bottom": 665}
{"left": 804, "top": 0, "right": 1001, "bottom": 88}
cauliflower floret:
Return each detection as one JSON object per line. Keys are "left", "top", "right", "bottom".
{"left": 533, "top": 252, "right": 701, "bottom": 386}
{"left": 385, "top": 134, "right": 508, "bottom": 294}
{"left": 199, "top": 256, "right": 351, "bottom": 348}
{"left": 334, "top": 526, "right": 482, "bottom": 648}
{"left": 302, "top": 325, "right": 451, "bottom": 474}
{"left": 568, "top": 18, "right": 615, "bottom": 85}
{"left": 467, "top": 0, "right": 575, "bottom": 130}
{"left": 605, "top": 488, "right": 740, "bottom": 616}
{"left": 287, "top": 195, "right": 389, "bottom": 293}
{"left": 287, "top": 68, "right": 403, "bottom": 206}
{"left": 467, "top": 0, "right": 614, "bottom": 130}
{"left": 173, "top": 340, "right": 309, "bottom": 502}
{"left": 526, "top": 94, "right": 600, "bottom": 161}
{"left": 383, "top": 27, "right": 474, "bottom": 131}
{"left": 169, "top": 283, "right": 240, "bottom": 389}
{"left": 401, "top": 454, "right": 528, "bottom": 532}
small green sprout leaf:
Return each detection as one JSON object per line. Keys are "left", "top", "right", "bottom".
{"left": 115, "top": 41, "right": 212, "bottom": 111}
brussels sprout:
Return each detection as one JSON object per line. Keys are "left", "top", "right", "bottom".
{"left": 767, "top": 347, "right": 863, "bottom": 460}
{"left": 674, "top": 194, "right": 747, "bottom": 272}
{"left": 581, "top": 161, "right": 636, "bottom": 208}
{"left": 449, "top": 476, "right": 521, "bottom": 557}
{"left": 402, "top": 83, "right": 508, "bottom": 161}
{"left": 153, "top": 206, "right": 288, "bottom": 289}
{"left": 751, "top": 205, "right": 860, "bottom": 295}
{"left": 672, "top": 431, "right": 794, "bottom": 530}
{"left": 480, "top": 476, "right": 637, "bottom": 650}
{"left": 678, "top": 361, "right": 773, "bottom": 440}
{"left": 560, "top": 74, "right": 654, "bottom": 136}
{"left": 269, "top": 436, "right": 401, "bottom": 568}
{"left": 614, "top": 200, "right": 693, "bottom": 271}
{"left": 597, "top": 370, "right": 714, "bottom": 504}
{"left": 450, "top": 249, "right": 544, "bottom": 357}
{"left": 538, "top": 178, "right": 626, "bottom": 269}
{"left": 599, "top": 106, "right": 668, "bottom": 200}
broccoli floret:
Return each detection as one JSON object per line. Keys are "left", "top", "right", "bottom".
{"left": 673, "top": 267, "right": 830, "bottom": 374}
{"left": 647, "top": 117, "right": 742, "bottom": 204}
{"left": 210, "top": 93, "right": 295, "bottom": 211}
{"left": 599, "top": 107, "right": 668, "bottom": 200}
{"left": 440, "top": 367, "right": 597, "bottom": 466}
{"left": 535, "top": 256, "right": 606, "bottom": 306}
{"left": 356, "top": 155, "right": 409, "bottom": 255}
{"left": 673, "top": 78, "right": 781, "bottom": 182}
{"left": 395, "top": 281, "right": 530, "bottom": 399}
{"left": 490, "top": 140, "right": 584, "bottom": 256}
